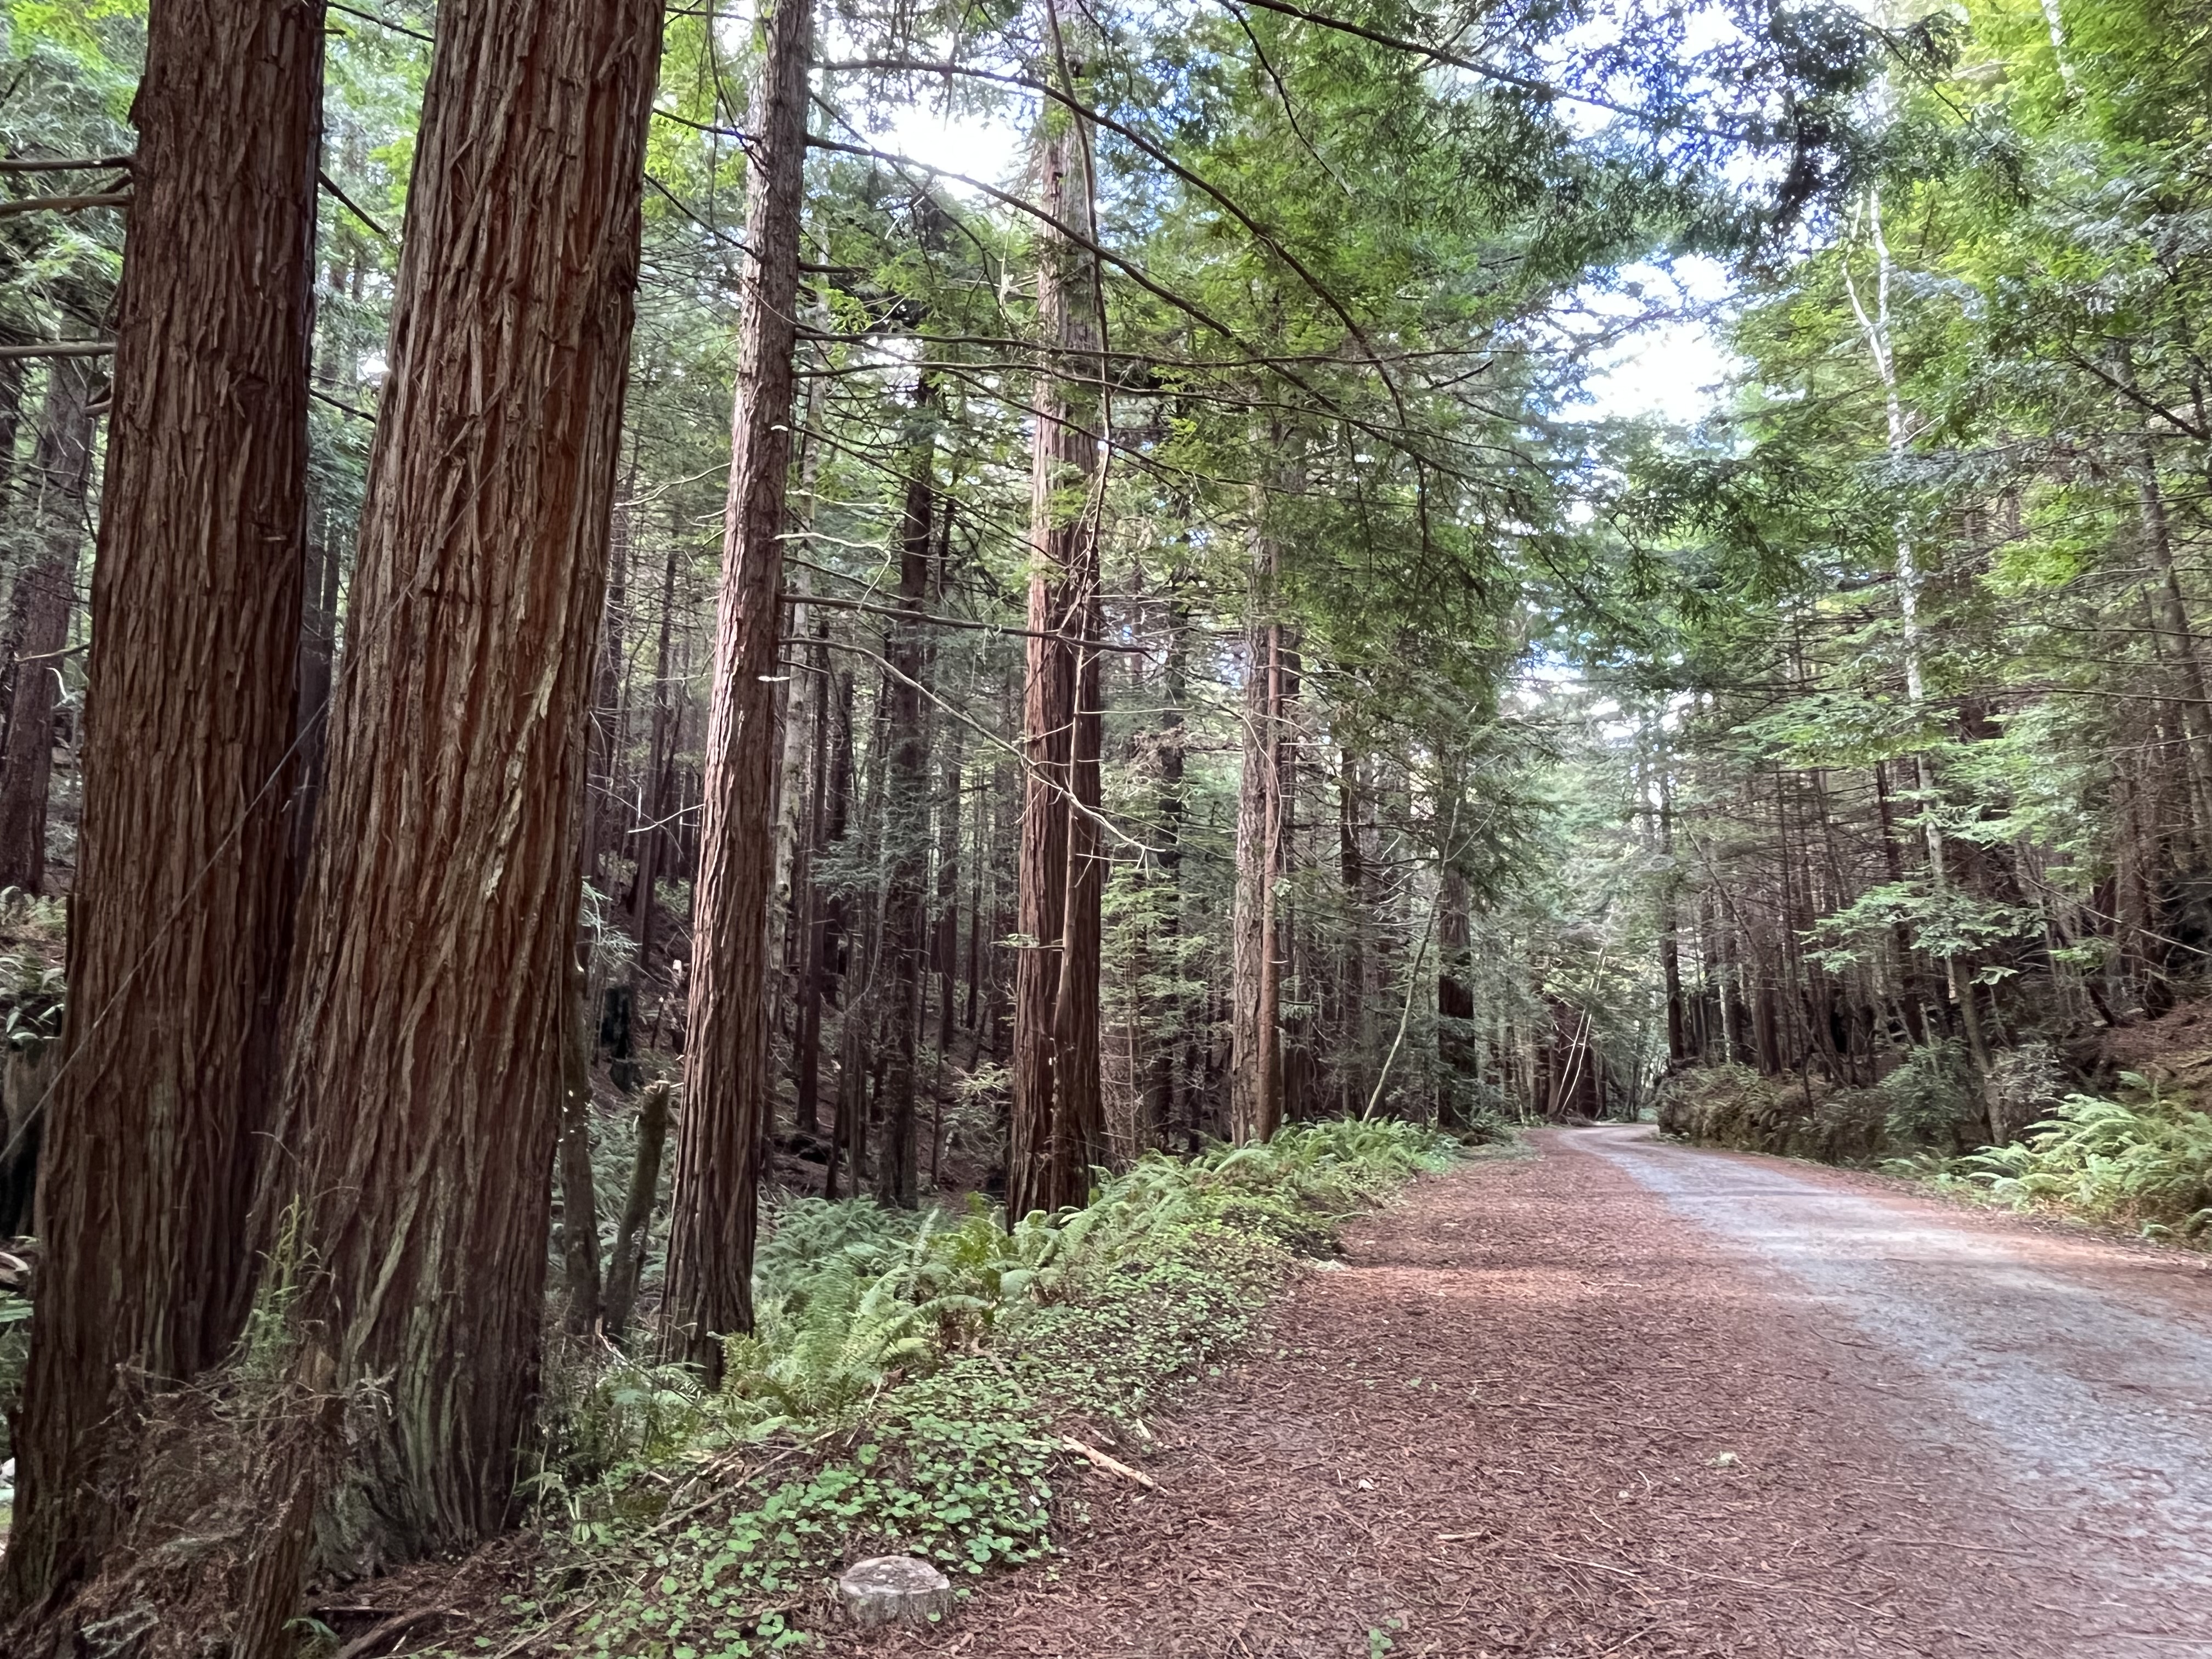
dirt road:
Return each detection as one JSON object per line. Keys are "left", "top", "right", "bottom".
{"left": 851, "top": 1128, "right": 2212, "bottom": 1658}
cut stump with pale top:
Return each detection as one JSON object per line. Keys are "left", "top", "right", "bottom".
{"left": 838, "top": 1555, "right": 955, "bottom": 1628}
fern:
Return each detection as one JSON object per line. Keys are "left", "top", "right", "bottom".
{"left": 1963, "top": 1092, "right": 2212, "bottom": 1238}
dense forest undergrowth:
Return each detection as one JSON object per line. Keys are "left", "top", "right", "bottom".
{"left": 0, "top": 0, "right": 2209, "bottom": 1651}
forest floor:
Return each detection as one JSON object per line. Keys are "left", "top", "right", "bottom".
{"left": 840, "top": 1127, "right": 2212, "bottom": 1659}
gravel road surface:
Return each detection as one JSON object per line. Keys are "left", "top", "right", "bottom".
{"left": 847, "top": 1130, "right": 2212, "bottom": 1657}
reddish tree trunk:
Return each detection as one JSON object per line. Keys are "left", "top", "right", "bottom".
{"left": 667, "top": 0, "right": 814, "bottom": 1370}
{"left": 1009, "top": 64, "right": 1105, "bottom": 1220}
{"left": 267, "top": 0, "right": 664, "bottom": 1570}
{"left": 0, "top": 0, "right": 322, "bottom": 1633}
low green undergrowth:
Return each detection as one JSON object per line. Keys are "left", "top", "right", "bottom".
{"left": 1894, "top": 1078, "right": 2212, "bottom": 1242}
{"left": 501, "top": 1118, "right": 1461, "bottom": 1657}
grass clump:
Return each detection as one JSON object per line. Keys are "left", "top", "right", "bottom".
{"left": 506, "top": 1118, "right": 1458, "bottom": 1657}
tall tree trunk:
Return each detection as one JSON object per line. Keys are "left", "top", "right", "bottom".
{"left": 1335, "top": 757, "right": 1360, "bottom": 1109}
{"left": 766, "top": 381, "right": 827, "bottom": 1062}
{"left": 874, "top": 381, "right": 935, "bottom": 1209}
{"left": 1845, "top": 187, "right": 1992, "bottom": 1116}
{"left": 1051, "top": 539, "right": 1105, "bottom": 1198}
{"left": 602, "top": 1081, "right": 672, "bottom": 1341}
{"left": 793, "top": 620, "right": 837, "bottom": 1132}
{"left": 289, "top": 505, "right": 342, "bottom": 900}
{"left": 1435, "top": 862, "right": 1475, "bottom": 1128}
{"left": 624, "top": 536, "right": 681, "bottom": 1046}
{"left": 264, "top": 0, "right": 663, "bottom": 1573}
{"left": 558, "top": 918, "right": 603, "bottom": 1336}
{"left": 667, "top": 0, "right": 813, "bottom": 1369}
{"left": 584, "top": 452, "right": 636, "bottom": 902}
{"left": 1141, "top": 577, "right": 1188, "bottom": 1139}
{"left": 0, "top": 359, "right": 97, "bottom": 894}
{"left": 933, "top": 713, "right": 965, "bottom": 1063}
{"left": 1228, "top": 521, "right": 1285, "bottom": 1144}
{"left": 0, "top": 1, "right": 324, "bottom": 1633}
{"left": 1657, "top": 766, "right": 1687, "bottom": 1066}
{"left": 2134, "top": 450, "right": 2212, "bottom": 858}
{"left": 1009, "top": 37, "right": 1105, "bottom": 1220}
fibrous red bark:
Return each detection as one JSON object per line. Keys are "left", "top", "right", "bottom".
{"left": 269, "top": 0, "right": 664, "bottom": 1567}
{"left": 666, "top": 0, "right": 816, "bottom": 1370}
{"left": 1009, "top": 61, "right": 1107, "bottom": 1220}
{"left": 0, "top": 0, "right": 322, "bottom": 1628}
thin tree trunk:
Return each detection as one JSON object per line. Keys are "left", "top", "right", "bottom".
{"left": 874, "top": 381, "right": 936, "bottom": 1209}
{"left": 1051, "top": 545, "right": 1106, "bottom": 1199}
{"left": 602, "top": 1081, "right": 673, "bottom": 1341}
{"left": 765, "top": 382, "right": 827, "bottom": 1068}
{"left": 934, "top": 714, "right": 965, "bottom": 1063}
{"left": 0, "top": 359, "right": 96, "bottom": 894}
{"left": 665, "top": 0, "right": 812, "bottom": 1372}
{"left": 1845, "top": 187, "right": 1991, "bottom": 1116}
{"left": 263, "top": 0, "right": 663, "bottom": 1573}
{"left": 1229, "top": 528, "right": 1285, "bottom": 1144}
{"left": 1436, "top": 861, "right": 1475, "bottom": 1127}
{"left": 559, "top": 920, "right": 603, "bottom": 1336}
{"left": 793, "top": 614, "right": 831, "bottom": 1132}
{"left": 0, "top": 1, "right": 324, "bottom": 1634}
{"left": 0, "top": 356, "right": 24, "bottom": 495}
{"left": 630, "top": 536, "right": 676, "bottom": 936}
{"left": 794, "top": 628, "right": 843, "bottom": 1132}
{"left": 289, "top": 506, "right": 342, "bottom": 901}
{"left": 1142, "top": 578, "right": 1188, "bottom": 1139}
{"left": 2135, "top": 452, "right": 2212, "bottom": 856}
{"left": 584, "top": 449, "right": 637, "bottom": 902}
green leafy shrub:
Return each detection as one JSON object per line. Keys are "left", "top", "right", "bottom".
{"left": 1877, "top": 1041, "right": 1984, "bottom": 1153}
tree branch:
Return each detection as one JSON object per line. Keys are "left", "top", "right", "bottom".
{"left": 319, "top": 170, "right": 395, "bottom": 243}
{"left": 0, "top": 341, "right": 114, "bottom": 361}
{"left": 0, "top": 155, "right": 131, "bottom": 174}
{"left": 0, "top": 191, "right": 128, "bottom": 219}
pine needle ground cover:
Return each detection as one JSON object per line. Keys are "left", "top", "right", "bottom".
{"left": 482, "top": 1121, "right": 1462, "bottom": 1657}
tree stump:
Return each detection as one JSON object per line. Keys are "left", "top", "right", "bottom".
{"left": 837, "top": 1555, "right": 955, "bottom": 1628}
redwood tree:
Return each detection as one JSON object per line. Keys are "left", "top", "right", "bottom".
{"left": 1, "top": 0, "right": 322, "bottom": 1624}
{"left": 269, "top": 0, "right": 664, "bottom": 1566}
{"left": 665, "top": 0, "right": 815, "bottom": 1370}
{"left": 1009, "top": 44, "right": 1106, "bottom": 1218}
